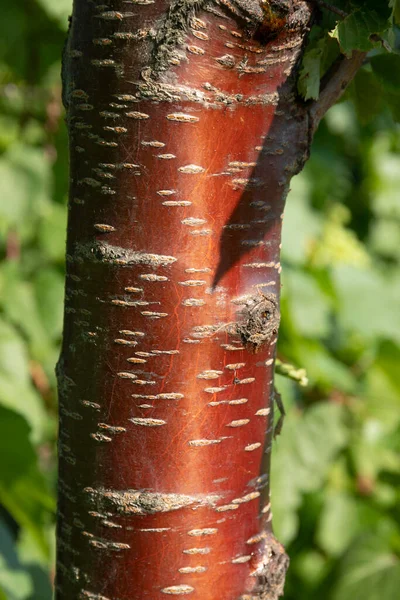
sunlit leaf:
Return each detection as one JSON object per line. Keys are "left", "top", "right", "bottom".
{"left": 330, "top": 9, "right": 390, "bottom": 56}
{"left": 298, "top": 48, "right": 323, "bottom": 100}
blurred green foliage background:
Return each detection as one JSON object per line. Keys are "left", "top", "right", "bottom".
{"left": 0, "top": 1, "right": 399, "bottom": 599}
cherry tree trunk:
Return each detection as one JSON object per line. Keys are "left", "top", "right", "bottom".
{"left": 56, "top": 1, "right": 317, "bottom": 599}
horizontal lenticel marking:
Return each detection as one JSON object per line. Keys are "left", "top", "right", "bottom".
{"left": 188, "top": 439, "right": 223, "bottom": 447}
{"left": 163, "top": 201, "right": 192, "bottom": 206}
{"left": 192, "top": 30, "right": 208, "bottom": 40}
{"left": 197, "top": 370, "right": 223, "bottom": 380}
{"left": 157, "top": 189, "right": 176, "bottom": 196}
{"left": 232, "top": 555, "right": 252, "bottom": 564}
{"left": 225, "top": 363, "right": 246, "bottom": 370}
{"left": 255, "top": 408, "right": 270, "bottom": 416}
{"left": 244, "top": 443, "right": 262, "bottom": 452}
{"left": 167, "top": 113, "right": 200, "bottom": 123}
{"left": 229, "top": 398, "right": 248, "bottom": 405}
{"left": 179, "top": 280, "right": 206, "bottom": 287}
{"left": 126, "top": 111, "right": 150, "bottom": 119}
{"left": 216, "top": 504, "right": 239, "bottom": 512}
{"left": 139, "top": 274, "right": 168, "bottom": 281}
{"left": 178, "top": 566, "right": 207, "bottom": 573}
{"left": 232, "top": 492, "right": 260, "bottom": 504}
{"left": 185, "top": 267, "right": 211, "bottom": 273}
{"left": 189, "top": 229, "right": 212, "bottom": 236}
{"left": 178, "top": 165, "right": 205, "bottom": 174}
{"left": 129, "top": 418, "right": 166, "bottom": 427}
{"left": 140, "top": 527, "right": 171, "bottom": 532}
{"left": 114, "top": 339, "right": 138, "bottom": 346}
{"left": 187, "top": 45, "right": 206, "bottom": 55}
{"left": 94, "top": 224, "right": 116, "bottom": 232}
{"left": 161, "top": 586, "right": 195, "bottom": 596}
{"left": 117, "top": 372, "right": 137, "bottom": 379}
{"left": 183, "top": 548, "right": 211, "bottom": 555}
{"left": 182, "top": 299, "right": 206, "bottom": 307}
{"left": 141, "top": 140, "right": 165, "bottom": 147}
{"left": 119, "top": 330, "right": 145, "bottom": 336}
{"left": 182, "top": 217, "right": 207, "bottom": 226}
{"left": 90, "top": 433, "right": 112, "bottom": 443}
{"left": 246, "top": 531, "right": 268, "bottom": 545}
{"left": 226, "top": 419, "right": 250, "bottom": 428}
{"left": 188, "top": 528, "right": 218, "bottom": 536}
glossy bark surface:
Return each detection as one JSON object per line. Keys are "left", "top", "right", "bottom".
{"left": 57, "top": 1, "right": 314, "bottom": 599}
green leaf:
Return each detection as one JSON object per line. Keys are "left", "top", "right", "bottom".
{"left": 317, "top": 492, "right": 361, "bottom": 556}
{"left": 33, "top": 269, "right": 65, "bottom": 340}
{"left": 364, "top": 341, "right": 400, "bottom": 430}
{"left": 298, "top": 48, "right": 322, "bottom": 100}
{"left": 390, "top": 0, "right": 400, "bottom": 24}
{"left": 0, "top": 319, "right": 47, "bottom": 441}
{"left": 287, "top": 338, "right": 357, "bottom": 393}
{"left": 332, "top": 535, "right": 400, "bottom": 600}
{"left": 35, "top": 0, "right": 71, "bottom": 30}
{"left": 317, "top": 493, "right": 385, "bottom": 556}
{"left": 369, "top": 219, "right": 400, "bottom": 259}
{"left": 0, "top": 519, "right": 33, "bottom": 600}
{"left": 16, "top": 528, "right": 54, "bottom": 600}
{"left": 330, "top": 9, "right": 390, "bottom": 56}
{"left": 272, "top": 403, "right": 348, "bottom": 544}
{"left": 352, "top": 68, "right": 384, "bottom": 124}
{"left": 370, "top": 54, "right": 400, "bottom": 95}
{"left": 38, "top": 202, "right": 67, "bottom": 263}
{"left": 282, "top": 174, "right": 322, "bottom": 265}
{"left": 384, "top": 89, "right": 400, "bottom": 122}
{"left": 0, "top": 144, "right": 51, "bottom": 240}
{"left": 0, "top": 557, "right": 32, "bottom": 600}
{"left": 298, "top": 31, "right": 339, "bottom": 101}
{"left": 0, "top": 264, "right": 52, "bottom": 361}
{"left": 369, "top": 139, "right": 400, "bottom": 217}
{"left": 282, "top": 270, "right": 331, "bottom": 338}
{"left": 0, "top": 407, "right": 54, "bottom": 559}
{"left": 333, "top": 266, "right": 400, "bottom": 344}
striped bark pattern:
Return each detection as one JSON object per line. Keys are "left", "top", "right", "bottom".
{"left": 57, "top": 1, "right": 313, "bottom": 599}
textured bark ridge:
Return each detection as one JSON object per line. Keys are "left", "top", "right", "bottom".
{"left": 57, "top": 1, "right": 314, "bottom": 599}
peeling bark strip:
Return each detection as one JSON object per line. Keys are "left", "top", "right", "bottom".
{"left": 57, "top": 1, "right": 361, "bottom": 599}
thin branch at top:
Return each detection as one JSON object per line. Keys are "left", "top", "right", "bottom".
{"left": 313, "top": 0, "right": 348, "bottom": 19}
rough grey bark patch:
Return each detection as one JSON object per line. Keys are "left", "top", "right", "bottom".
{"left": 149, "top": 0, "right": 266, "bottom": 74}
{"left": 84, "top": 487, "right": 222, "bottom": 515}
{"left": 71, "top": 241, "right": 177, "bottom": 267}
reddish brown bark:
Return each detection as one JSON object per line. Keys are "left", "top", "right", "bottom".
{"left": 56, "top": 1, "right": 361, "bottom": 599}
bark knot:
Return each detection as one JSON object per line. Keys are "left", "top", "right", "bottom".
{"left": 247, "top": 533, "right": 290, "bottom": 599}
{"left": 235, "top": 293, "right": 280, "bottom": 352}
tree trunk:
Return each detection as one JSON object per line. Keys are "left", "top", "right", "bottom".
{"left": 56, "top": 1, "right": 362, "bottom": 598}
